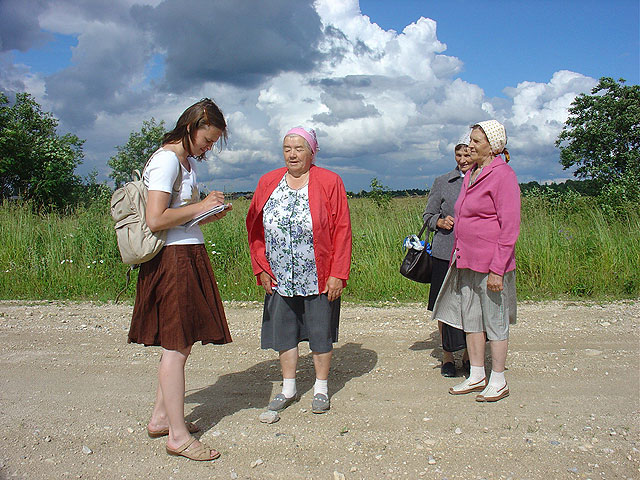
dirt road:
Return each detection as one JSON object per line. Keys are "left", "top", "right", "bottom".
{"left": 0, "top": 300, "right": 638, "bottom": 479}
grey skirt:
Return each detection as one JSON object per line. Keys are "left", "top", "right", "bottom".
{"left": 432, "top": 260, "right": 516, "bottom": 341}
{"left": 261, "top": 292, "right": 340, "bottom": 353}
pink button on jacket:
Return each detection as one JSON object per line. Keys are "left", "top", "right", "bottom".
{"left": 452, "top": 156, "right": 521, "bottom": 276}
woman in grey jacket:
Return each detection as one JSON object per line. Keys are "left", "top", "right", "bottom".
{"left": 422, "top": 140, "right": 473, "bottom": 376}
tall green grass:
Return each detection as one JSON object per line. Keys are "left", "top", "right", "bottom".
{"left": 0, "top": 195, "right": 638, "bottom": 303}
{"left": 516, "top": 193, "right": 640, "bottom": 299}
{"left": 0, "top": 200, "right": 123, "bottom": 300}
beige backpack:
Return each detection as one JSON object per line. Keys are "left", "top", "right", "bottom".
{"left": 110, "top": 150, "right": 181, "bottom": 265}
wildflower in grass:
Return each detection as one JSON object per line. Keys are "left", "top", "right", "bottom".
{"left": 558, "top": 228, "right": 573, "bottom": 241}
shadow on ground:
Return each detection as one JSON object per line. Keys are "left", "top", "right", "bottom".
{"left": 185, "top": 342, "right": 378, "bottom": 430}
{"left": 409, "top": 329, "right": 446, "bottom": 367}
{"left": 409, "top": 329, "right": 490, "bottom": 377}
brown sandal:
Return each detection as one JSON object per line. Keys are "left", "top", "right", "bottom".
{"left": 166, "top": 436, "right": 220, "bottom": 461}
{"left": 147, "top": 421, "right": 199, "bottom": 438}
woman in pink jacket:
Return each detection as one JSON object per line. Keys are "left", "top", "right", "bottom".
{"left": 433, "top": 120, "right": 520, "bottom": 402}
{"left": 246, "top": 127, "right": 352, "bottom": 414}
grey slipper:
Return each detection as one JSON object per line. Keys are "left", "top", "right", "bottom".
{"left": 311, "top": 393, "right": 330, "bottom": 414}
{"left": 267, "top": 393, "right": 296, "bottom": 411}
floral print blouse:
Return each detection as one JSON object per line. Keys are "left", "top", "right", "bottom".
{"left": 263, "top": 174, "right": 318, "bottom": 297}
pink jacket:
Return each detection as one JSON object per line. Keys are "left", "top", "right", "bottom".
{"left": 452, "top": 156, "right": 520, "bottom": 276}
{"left": 246, "top": 165, "right": 352, "bottom": 292}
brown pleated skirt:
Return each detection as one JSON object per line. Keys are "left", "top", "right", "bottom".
{"left": 128, "top": 244, "right": 232, "bottom": 350}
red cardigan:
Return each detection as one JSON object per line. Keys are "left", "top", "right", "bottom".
{"left": 246, "top": 165, "right": 352, "bottom": 292}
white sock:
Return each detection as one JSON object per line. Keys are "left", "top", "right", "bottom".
{"left": 281, "top": 378, "right": 296, "bottom": 398}
{"left": 314, "top": 378, "right": 328, "bottom": 396}
{"left": 469, "top": 365, "right": 486, "bottom": 382}
{"left": 488, "top": 370, "right": 506, "bottom": 389}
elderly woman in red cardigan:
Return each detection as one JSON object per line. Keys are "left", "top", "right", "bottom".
{"left": 246, "top": 127, "right": 352, "bottom": 414}
{"left": 433, "top": 120, "right": 520, "bottom": 403}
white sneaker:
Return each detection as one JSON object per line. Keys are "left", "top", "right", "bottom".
{"left": 449, "top": 376, "right": 487, "bottom": 395}
{"left": 476, "top": 383, "right": 509, "bottom": 402}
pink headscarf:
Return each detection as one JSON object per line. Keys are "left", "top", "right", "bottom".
{"left": 285, "top": 127, "right": 318, "bottom": 156}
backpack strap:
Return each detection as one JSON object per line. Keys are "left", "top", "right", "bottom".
{"left": 170, "top": 158, "right": 183, "bottom": 205}
{"left": 115, "top": 265, "right": 138, "bottom": 304}
{"left": 139, "top": 148, "right": 183, "bottom": 205}
{"left": 133, "top": 150, "right": 160, "bottom": 182}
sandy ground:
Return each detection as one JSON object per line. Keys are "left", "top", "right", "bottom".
{"left": 0, "top": 299, "right": 638, "bottom": 480}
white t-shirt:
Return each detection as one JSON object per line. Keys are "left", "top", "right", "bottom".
{"left": 143, "top": 148, "right": 204, "bottom": 245}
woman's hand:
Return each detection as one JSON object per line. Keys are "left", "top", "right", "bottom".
{"left": 198, "top": 190, "right": 225, "bottom": 213}
{"left": 259, "top": 271, "right": 277, "bottom": 295}
{"left": 322, "top": 276, "right": 344, "bottom": 302}
{"left": 487, "top": 272, "right": 503, "bottom": 292}
{"left": 436, "top": 215, "right": 455, "bottom": 230}
{"left": 198, "top": 204, "right": 233, "bottom": 225}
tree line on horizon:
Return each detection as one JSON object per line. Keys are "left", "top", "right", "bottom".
{"left": 345, "top": 178, "right": 602, "bottom": 199}
{"left": 1, "top": 77, "right": 638, "bottom": 212}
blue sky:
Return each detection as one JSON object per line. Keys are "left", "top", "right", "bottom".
{"left": 12, "top": 34, "right": 77, "bottom": 75}
{"left": 1, "top": 0, "right": 638, "bottom": 192}
{"left": 359, "top": 0, "right": 639, "bottom": 98}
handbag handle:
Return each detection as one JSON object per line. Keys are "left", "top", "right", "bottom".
{"left": 417, "top": 217, "right": 430, "bottom": 240}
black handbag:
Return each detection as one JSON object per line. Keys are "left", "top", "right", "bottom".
{"left": 399, "top": 219, "right": 432, "bottom": 283}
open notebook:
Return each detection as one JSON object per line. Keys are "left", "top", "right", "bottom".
{"left": 183, "top": 203, "right": 231, "bottom": 229}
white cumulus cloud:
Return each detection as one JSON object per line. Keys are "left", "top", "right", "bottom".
{"left": 0, "top": 0, "right": 598, "bottom": 191}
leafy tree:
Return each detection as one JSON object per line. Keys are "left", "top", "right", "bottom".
{"left": 368, "top": 177, "right": 391, "bottom": 209}
{"left": 82, "top": 170, "right": 112, "bottom": 206}
{"left": 519, "top": 179, "right": 600, "bottom": 197}
{"left": 108, "top": 118, "right": 166, "bottom": 187}
{"left": 0, "top": 92, "right": 84, "bottom": 209}
{"left": 556, "top": 77, "right": 640, "bottom": 201}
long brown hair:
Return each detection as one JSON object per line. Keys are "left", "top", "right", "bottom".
{"left": 162, "top": 98, "right": 228, "bottom": 161}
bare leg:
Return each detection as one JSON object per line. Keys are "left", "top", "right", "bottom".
{"left": 312, "top": 351, "right": 333, "bottom": 380}
{"left": 160, "top": 347, "right": 217, "bottom": 459}
{"left": 148, "top": 382, "right": 168, "bottom": 431}
{"left": 466, "top": 332, "right": 486, "bottom": 367}
{"left": 160, "top": 347, "right": 189, "bottom": 446}
{"left": 489, "top": 339, "right": 508, "bottom": 373}
{"left": 279, "top": 346, "right": 299, "bottom": 379}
